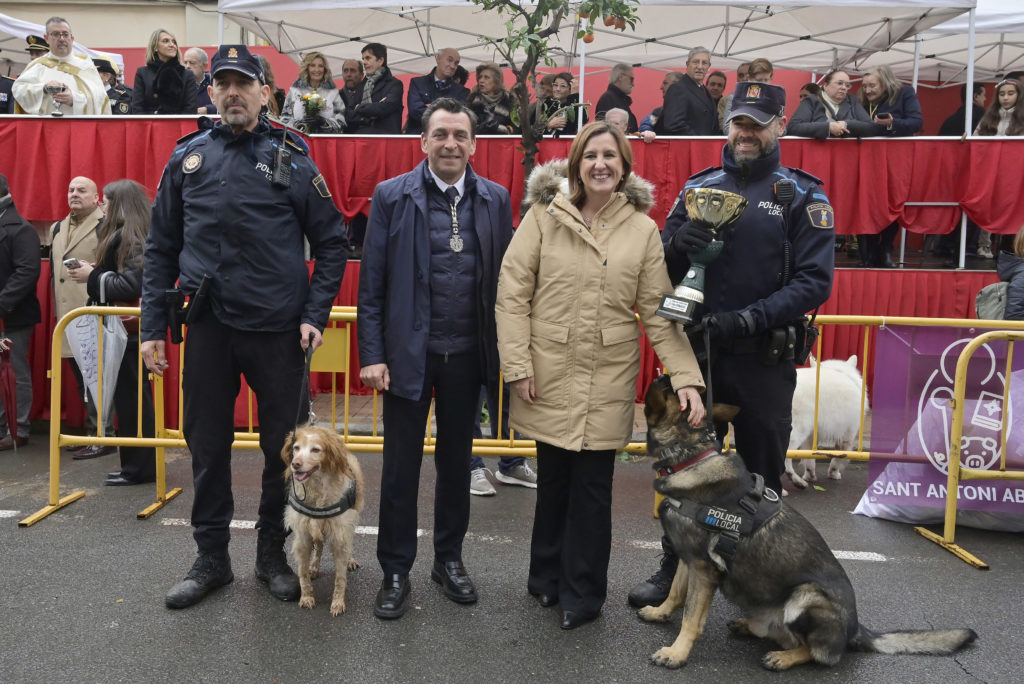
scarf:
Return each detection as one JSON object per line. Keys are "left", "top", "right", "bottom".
{"left": 820, "top": 92, "right": 841, "bottom": 120}
{"left": 361, "top": 68, "right": 384, "bottom": 105}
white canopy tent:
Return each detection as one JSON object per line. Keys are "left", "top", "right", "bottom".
{"left": 0, "top": 12, "right": 124, "bottom": 78}
{"left": 218, "top": 0, "right": 972, "bottom": 79}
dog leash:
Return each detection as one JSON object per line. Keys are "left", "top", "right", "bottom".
{"left": 296, "top": 331, "right": 316, "bottom": 427}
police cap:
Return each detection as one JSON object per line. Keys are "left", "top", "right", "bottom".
{"left": 93, "top": 58, "right": 118, "bottom": 76}
{"left": 726, "top": 82, "right": 787, "bottom": 126}
{"left": 210, "top": 45, "right": 264, "bottom": 83}
{"left": 26, "top": 35, "right": 49, "bottom": 53}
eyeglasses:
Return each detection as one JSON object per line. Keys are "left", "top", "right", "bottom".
{"left": 48, "top": 31, "right": 72, "bottom": 39}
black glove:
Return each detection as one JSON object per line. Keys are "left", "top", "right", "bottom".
{"left": 704, "top": 311, "right": 748, "bottom": 345}
{"left": 671, "top": 220, "right": 715, "bottom": 254}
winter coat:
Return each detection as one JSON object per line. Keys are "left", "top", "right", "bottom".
{"left": 867, "top": 85, "right": 923, "bottom": 137}
{"left": 496, "top": 161, "right": 704, "bottom": 452}
{"left": 997, "top": 251, "right": 1024, "bottom": 321}
{"left": 345, "top": 67, "right": 404, "bottom": 134}
{"left": 357, "top": 160, "right": 514, "bottom": 401}
{"left": 0, "top": 196, "right": 41, "bottom": 330}
{"left": 787, "top": 93, "right": 876, "bottom": 140}
{"left": 131, "top": 59, "right": 197, "bottom": 115}
{"left": 50, "top": 206, "right": 103, "bottom": 357}
{"left": 280, "top": 79, "right": 346, "bottom": 132}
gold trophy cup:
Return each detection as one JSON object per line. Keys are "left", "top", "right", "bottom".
{"left": 656, "top": 188, "right": 747, "bottom": 325}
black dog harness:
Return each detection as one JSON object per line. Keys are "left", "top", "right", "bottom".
{"left": 660, "top": 472, "right": 782, "bottom": 568}
{"left": 288, "top": 479, "right": 358, "bottom": 519}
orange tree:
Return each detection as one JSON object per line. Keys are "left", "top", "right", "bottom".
{"left": 469, "top": 0, "right": 639, "bottom": 186}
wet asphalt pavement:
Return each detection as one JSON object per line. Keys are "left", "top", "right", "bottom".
{"left": 1, "top": 434, "right": 1019, "bottom": 684}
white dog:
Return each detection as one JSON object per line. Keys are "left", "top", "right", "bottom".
{"left": 785, "top": 355, "right": 869, "bottom": 489}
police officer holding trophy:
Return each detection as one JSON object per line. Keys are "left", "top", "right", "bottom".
{"left": 629, "top": 82, "right": 835, "bottom": 609}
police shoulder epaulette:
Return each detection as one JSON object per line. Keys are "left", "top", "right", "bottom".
{"left": 282, "top": 131, "right": 310, "bottom": 155}
{"left": 175, "top": 128, "right": 207, "bottom": 146}
{"left": 788, "top": 167, "right": 824, "bottom": 187}
{"left": 1, "top": 74, "right": 13, "bottom": 82}
{"left": 688, "top": 165, "right": 721, "bottom": 181}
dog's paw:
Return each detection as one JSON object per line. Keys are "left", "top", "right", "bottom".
{"left": 789, "top": 474, "right": 808, "bottom": 489}
{"left": 347, "top": 557, "right": 360, "bottom": 571}
{"left": 728, "top": 618, "right": 753, "bottom": 637}
{"left": 828, "top": 468, "right": 843, "bottom": 481}
{"left": 329, "top": 597, "right": 347, "bottom": 616}
{"left": 762, "top": 650, "right": 798, "bottom": 671}
{"left": 650, "top": 647, "right": 688, "bottom": 669}
{"left": 802, "top": 467, "right": 817, "bottom": 483}
{"left": 637, "top": 606, "right": 670, "bottom": 623}
{"left": 299, "top": 594, "right": 316, "bottom": 610}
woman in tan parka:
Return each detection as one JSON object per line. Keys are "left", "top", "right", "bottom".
{"left": 496, "top": 121, "right": 705, "bottom": 630}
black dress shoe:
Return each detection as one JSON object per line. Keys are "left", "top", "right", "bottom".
{"left": 105, "top": 474, "right": 155, "bottom": 486}
{"left": 0, "top": 435, "right": 28, "bottom": 451}
{"left": 431, "top": 559, "right": 478, "bottom": 604}
{"left": 528, "top": 588, "right": 558, "bottom": 607}
{"left": 165, "top": 553, "right": 233, "bottom": 609}
{"left": 560, "top": 610, "right": 597, "bottom": 630}
{"left": 374, "top": 574, "right": 411, "bottom": 619}
{"left": 72, "top": 445, "right": 117, "bottom": 460}
{"left": 108, "top": 471, "right": 122, "bottom": 478}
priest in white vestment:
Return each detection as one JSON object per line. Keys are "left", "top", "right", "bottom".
{"left": 12, "top": 18, "right": 109, "bottom": 116}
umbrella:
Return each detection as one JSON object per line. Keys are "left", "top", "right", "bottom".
{"left": 0, "top": 335, "right": 17, "bottom": 444}
{"left": 65, "top": 314, "right": 127, "bottom": 435}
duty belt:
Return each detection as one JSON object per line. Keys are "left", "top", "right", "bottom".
{"left": 660, "top": 472, "right": 782, "bottom": 568}
{"left": 288, "top": 479, "right": 357, "bottom": 519}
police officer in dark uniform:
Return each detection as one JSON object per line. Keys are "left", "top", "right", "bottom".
{"left": 141, "top": 45, "right": 348, "bottom": 610}
{"left": 629, "top": 82, "right": 835, "bottom": 608}
{"left": 0, "top": 72, "right": 15, "bottom": 114}
{"left": 93, "top": 58, "right": 132, "bottom": 115}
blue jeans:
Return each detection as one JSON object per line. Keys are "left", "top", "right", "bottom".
{"left": 470, "top": 383, "right": 524, "bottom": 473}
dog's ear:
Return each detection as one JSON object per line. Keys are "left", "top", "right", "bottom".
{"left": 281, "top": 430, "right": 296, "bottom": 467}
{"left": 846, "top": 354, "right": 858, "bottom": 368}
{"left": 644, "top": 380, "right": 670, "bottom": 427}
{"left": 320, "top": 427, "right": 352, "bottom": 478}
{"left": 711, "top": 403, "right": 740, "bottom": 424}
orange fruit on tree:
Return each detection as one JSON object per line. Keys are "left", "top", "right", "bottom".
{"left": 583, "top": 32, "right": 596, "bottom": 43}
{"left": 615, "top": 18, "right": 626, "bottom": 29}
{"left": 604, "top": 15, "right": 616, "bottom": 26}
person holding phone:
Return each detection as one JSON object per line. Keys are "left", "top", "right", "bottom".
{"left": 857, "top": 65, "right": 923, "bottom": 267}
{"left": 51, "top": 176, "right": 116, "bottom": 457}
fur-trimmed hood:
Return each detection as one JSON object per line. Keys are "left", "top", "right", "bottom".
{"left": 525, "top": 159, "right": 656, "bottom": 214}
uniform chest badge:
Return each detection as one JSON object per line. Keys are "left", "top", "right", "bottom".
{"left": 806, "top": 202, "right": 834, "bottom": 230}
{"left": 117, "top": 102, "right": 129, "bottom": 114}
{"left": 183, "top": 152, "right": 203, "bottom": 174}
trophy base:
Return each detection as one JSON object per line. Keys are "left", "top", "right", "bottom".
{"left": 656, "top": 293, "right": 700, "bottom": 324}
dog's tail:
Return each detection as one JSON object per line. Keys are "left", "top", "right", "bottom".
{"left": 851, "top": 624, "right": 977, "bottom": 655}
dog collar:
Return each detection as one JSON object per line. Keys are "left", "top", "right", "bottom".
{"left": 288, "top": 479, "right": 357, "bottom": 519}
{"left": 656, "top": 448, "right": 718, "bottom": 477}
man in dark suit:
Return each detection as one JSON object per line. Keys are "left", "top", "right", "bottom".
{"left": 405, "top": 48, "right": 468, "bottom": 135}
{"left": 358, "top": 98, "right": 514, "bottom": 620}
{"left": 595, "top": 63, "right": 638, "bottom": 132}
{"left": 0, "top": 73, "right": 15, "bottom": 114}
{"left": 938, "top": 83, "right": 987, "bottom": 136}
{"left": 346, "top": 43, "right": 404, "bottom": 134}
{"left": 656, "top": 46, "right": 721, "bottom": 135}
{"left": 338, "top": 58, "right": 364, "bottom": 123}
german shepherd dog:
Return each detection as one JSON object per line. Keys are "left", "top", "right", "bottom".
{"left": 638, "top": 377, "right": 976, "bottom": 670}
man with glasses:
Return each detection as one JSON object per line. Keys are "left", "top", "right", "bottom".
{"left": 656, "top": 47, "right": 720, "bottom": 136}
{"left": 595, "top": 63, "right": 638, "bottom": 132}
{"left": 12, "top": 17, "right": 108, "bottom": 116}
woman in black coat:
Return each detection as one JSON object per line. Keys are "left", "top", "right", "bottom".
{"left": 131, "top": 28, "right": 196, "bottom": 115}
{"left": 787, "top": 70, "right": 875, "bottom": 139}
{"left": 67, "top": 180, "right": 156, "bottom": 485}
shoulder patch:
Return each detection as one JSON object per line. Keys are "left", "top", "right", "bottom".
{"left": 805, "top": 203, "right": 834, "bottom": 230}
{"left": 182, "top": 152, "right": 203, "bottom": 174}
{"left": 688, "top": 165, "right": 721, "bottom": 181}
{"left": 790, "top": 167, "right": 825, "bottom": 187}
{"left": 117, "top": 102, "right": 129, "bottom": 114}
{"left": 312, "top": 174, "right": 332, "bottom": 198}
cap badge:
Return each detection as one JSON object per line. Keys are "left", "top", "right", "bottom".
{"left": 746, "top": 84, "right": 761, "bottom": 99}
{"left": 228, "top": 47, "right": 238, "bottom": 58}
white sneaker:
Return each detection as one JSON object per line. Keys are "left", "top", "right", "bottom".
{"left": 495, "top": 462, "right": 538, "bottom": 489}
{"left": 470, "top": 468, "right": 496, "bottom": 496}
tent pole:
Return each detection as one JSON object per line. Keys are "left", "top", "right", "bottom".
{"left": 965, "top": 8, "right": 976, "bottom": 135}
{"left": 218, "top": 11, "right": 224, "bottom": 44}
{"left": 578, "top": 18, "right": 586, "bottom": 121}
{"left": 911, "top": 34, "right": 921, "bottom": 90}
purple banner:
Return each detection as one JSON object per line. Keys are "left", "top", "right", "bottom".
{"left": 864, "top": 325, "right": 1024, "bottom": 515}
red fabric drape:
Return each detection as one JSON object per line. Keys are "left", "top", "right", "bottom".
{"left": 3, "top": 118, "right": 1023, "bottom": 236}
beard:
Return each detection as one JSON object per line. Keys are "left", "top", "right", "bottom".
{"left": 728, "top": 133, "right": 778, "bottom": 162}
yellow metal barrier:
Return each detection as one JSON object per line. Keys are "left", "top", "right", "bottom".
{"left": 913, "top": 330, "right": 1024, "bottom": 569}
{"left": 22, "top": 307, "right": 1024, "bottom": 540}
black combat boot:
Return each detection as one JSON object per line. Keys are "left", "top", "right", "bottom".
{"left": 627, "top": 537, "right": 679, "bottom": 608}
{"left": 165, "top": 551, "right": 234, "bottom": 609}
{"left": 254, "top": 528, "right": 300, "bottom": 601}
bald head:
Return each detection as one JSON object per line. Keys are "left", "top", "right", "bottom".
{"left": 67, "top": 176, "right": 98, "bottom": 218}
{"left": 435, "top": 47, "right": 461, "bottom": 81}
